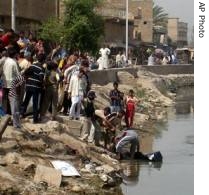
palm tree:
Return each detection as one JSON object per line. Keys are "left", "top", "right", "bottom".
{"left": 153, "top": 4, "right": 168, "bottom": 27}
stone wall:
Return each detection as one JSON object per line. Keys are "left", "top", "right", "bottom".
{"left": 89, "top": 65, "right": 194, "bottom": 85}
{"left": 89, "top": 67, "right": 138, "bottom": 85}
{"left": 0, "top": 0, "right": 56, "bottom": 31}
{"left": 140, "top": 65, "right": 194, "bottom": 75}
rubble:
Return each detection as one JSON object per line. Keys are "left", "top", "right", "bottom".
{"left": 34, "top": 165, "right": 62, "bottom": 188}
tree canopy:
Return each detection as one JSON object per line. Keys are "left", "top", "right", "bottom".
{"left": 38, "top": 18, "right": 66, "bottom": 45}
{"left": 153, "top": 4, "right": 168, "bottom": 27}
{"left": 39, "top": 0, "right": 104, "bottom": 54}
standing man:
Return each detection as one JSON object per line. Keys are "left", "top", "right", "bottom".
{"left": 80, "top": 90, "right": 98, "bottom": 144}
{"left": 2, "top": 47, "right": 20, "bottom": 114}
{"left": 121, "top": 51, "right": 127, "bottom": 67}
{"left": 99, "top": 44, "right": 110, "bottom": 70}
{"left": 21, "top": 53, "right": 45, "bottom": 123}
{"left": 115, "top": 51, "right": 122, "bottom": 68}
{"left": 8, "top": 73, "right": 25, "bottom": 128}
{"left": 68, "top": 68, "right": 87, "bottom": 120}
{"left": 148, "top": 53, "right": 155, "bottom": 66}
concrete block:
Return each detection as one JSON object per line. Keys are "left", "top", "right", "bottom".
{"left": 34, "top": 165, "right": 62, "bottom": 187}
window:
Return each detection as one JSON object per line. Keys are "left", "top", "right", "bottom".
{"left": 0, "top": 16, "right": 5, "bottom": 24}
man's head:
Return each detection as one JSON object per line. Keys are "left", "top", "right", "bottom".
{"left": 104, "top": 106, "right": 111, "bottom": 116}
{"left": 113, "top": 81, "right": 118, "bottom": 89}
{"left": 67, "top": 54, "right": 78, "bottom": 66}
{"left": 129, "top": 89, "right": 134, "bottom": 97}
{"left": 118, "top": 109, "right": 125, "bottom": 118}
{"left": 19, "top": 31, "right": 25, "bottom": 38}
{"left": 6, "top": 29, "right": 14, "bottom": 37}
{"left": 7, "top": 47, "right": 17, "bottom": 58}
{"left": 36, "top": 53, "right": 46, "bottom": 63}
{"left": 80, "top": 59, "right": 89, "bottom": 73}
{"left": 78, "top": 68, "right": 85, "bottom": 78}
{"left": 47, "top": 61, "right": 58, "bottom": 71}
{"left": 87, "top": 90, "right": 96, "bottom": 101}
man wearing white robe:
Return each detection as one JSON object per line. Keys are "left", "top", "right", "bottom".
{"left": 99, "top": 45, "right": 110, "bottom": 70}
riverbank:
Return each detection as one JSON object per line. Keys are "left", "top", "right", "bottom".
{"left": 0, "top": 69, "right": 194, "bottom": 194}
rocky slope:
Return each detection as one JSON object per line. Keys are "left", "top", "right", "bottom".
{"left": 0, "top": 69, "right": 193, "bottom": 194}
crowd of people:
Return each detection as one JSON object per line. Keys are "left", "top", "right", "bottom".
{"left": 0, "top": 29, "right": 140, "bottom": 159}
{"left": 147, "top": 49, "right": 178, "bottom": 66}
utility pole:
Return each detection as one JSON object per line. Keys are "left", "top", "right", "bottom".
{"left": 55, "top": 0, "right": 60, "bottom": 19}
{"left": 125, "top": 0, "right": 128, "bottom": 61}
{"left": 11, "top": 0, "right": 16, "bottom": 31}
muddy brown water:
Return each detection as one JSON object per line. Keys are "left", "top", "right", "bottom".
{"left": 121, "top": 105, "right": 194, "bottom": 195}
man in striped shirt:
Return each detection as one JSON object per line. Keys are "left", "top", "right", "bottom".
{"left": 20, "top": 53, "right": 45, "bottom": 123}
{"left": 9, "top": 74, "right": 25, "bottom": 128}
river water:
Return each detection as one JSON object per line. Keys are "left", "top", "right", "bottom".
{"left": 121, "top": 105, "right": 194, "bottom": 195}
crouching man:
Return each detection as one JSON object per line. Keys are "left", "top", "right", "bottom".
{"left": 113, "top": 129, "right": 140, "bottom": 160}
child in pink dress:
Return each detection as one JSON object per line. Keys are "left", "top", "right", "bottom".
{"left": 125, "top": 89, "right": 139, "bottom": 128}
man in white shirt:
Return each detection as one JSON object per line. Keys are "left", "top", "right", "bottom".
{"left": 68, "top": 68, "right": 87, "bottom": 120}
{"left": 115, "top": 51, "right": 122, "bottom": 68}
{"left": 148, "top": 53, "right": 155, "bottom": 66}
{"left": 99, "top": 45, "right": 110, "bottom": 70}
{"left": 2, "top": 47, "right": 20, "bottom": 114}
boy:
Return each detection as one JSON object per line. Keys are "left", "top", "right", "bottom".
{"left": 109, "top": 82, "right": 124, "bottom": 113}
{"left": 125, "top": 89, "right": 139, "bottom": 128}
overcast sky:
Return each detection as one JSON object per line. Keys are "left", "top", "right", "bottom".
{"left": 153, "top": 0, "right": 194, "bottom": 39}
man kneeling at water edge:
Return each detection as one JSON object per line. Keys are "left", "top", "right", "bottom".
{"left": 111, "top": 129, "right": 140, "bottom": 160}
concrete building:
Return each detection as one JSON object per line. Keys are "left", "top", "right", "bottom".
{"left": 0, "top": 0, "right": 153, "bottom": 46}
{"left": 167, "top": 18, "right": 188, "bottom": 48}
{"left": 94, "top": 0, "right": 153, "bottom": 47}
{"left": 129, "top": 0, "right": 153, "bottom": 43}
{"left": 0, "top": 0, "right": 58, "bottom": 32}
{"left": 153, "top": 25, "right": 167, "bottom": 44}
{"left": 96, "top": 1, "right": 134, "bottom": 47}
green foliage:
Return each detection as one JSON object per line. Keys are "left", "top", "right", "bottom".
{"left": 38, "top": 18, "right": 66, "bottom": 45}
{"left": 153, "top": 4, "right": 168, "bottom": 27}
{"left": 64, "top": 0, "right": 104, "bottom": 53}
{"left": 38, "top": 0, "right": 104, "bottom": 54}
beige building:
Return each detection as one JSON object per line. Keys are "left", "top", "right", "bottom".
{"left": 58, "top": 0, "right": 153, "bottom": 45}
{"left": 0, "top": 0, "right": 58, "bottom": 32}
{"left": 99, "top": 0, "right": 153, "bottom": 44}
{"left": 0, "top": 0, "right": 153, "bottom": 45}
{"left": 129, "top": 0, "right": 153, "bottom": 43}
{"left": 167, "top": 18, "right": 188, "bottom": 47}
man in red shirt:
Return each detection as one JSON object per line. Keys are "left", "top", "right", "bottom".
{"left": 0, "top": 29, "right": 14, "bottom": 47}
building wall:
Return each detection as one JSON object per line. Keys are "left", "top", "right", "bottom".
{"left": 0, "top": 0, "right": 153, "bottom": 45}
{"left": 177, "top": 22, "right": 188, "bottom": 47}
{"left": 89, "top": 65, "right": 194, "bottom": 86}
{"left": 167, "top": 18, "right": 188, "bottom": 47}
{"left": 104, "top": 21, "right": 124, "bottom": 43}
{"left": 0, "top": 0, "right": 56, "bottom": 31}
{"left": 167, "top": 18, "right": 178, "bottom": 42}
{"left": 129, "top": 0, "right": 153, "bottom": 42}
{"left": 101, "top": 0, "right": 153, "bottom": 43}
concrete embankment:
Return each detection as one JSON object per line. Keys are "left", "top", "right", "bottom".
{"left": 89, "top": 64, "right": 194, "bottom": 85}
